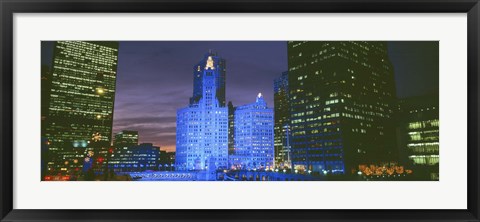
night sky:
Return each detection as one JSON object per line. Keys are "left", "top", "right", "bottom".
{"left": 41, "top": 41, "right": 439, "bottom": 152}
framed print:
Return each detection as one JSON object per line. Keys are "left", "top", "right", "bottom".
{"left": 1, "top": 0, "right": 479, "bottom": 221}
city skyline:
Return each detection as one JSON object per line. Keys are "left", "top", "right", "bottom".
{"left": 41, "top": 41, "right": 439, "bottom": 153}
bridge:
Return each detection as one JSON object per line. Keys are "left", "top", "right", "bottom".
{"left": 128, "top": 171, "right": 216, "bottom": 181}
{"left": 219, "top": 170, "right": 323, "bottom": 181}
{"left": 127, "top": 170, "right": 328, "bottom": 181}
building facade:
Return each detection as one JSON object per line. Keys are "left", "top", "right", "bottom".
{"left": 42, "top": 41, "right": 119, "bottom": 176}
{"left": 109, "top": 143, "right": 160, "bottom": 172}
{"left": 273, "top": 71, "right": 291, "bottom": 168}
{"left": 159, "top": 151, "right": 176, "bottom": 171}
{"left": 114, "top": 130, "right": 139, "bottom": 148}
{"left": 229, "top": 93, "right": 274, "bottom": 170}
{"left": 41, "top": 65, "right": 52, "bottom": 137}
{"left": 287, "top": 41, "right": 397, "bottom": 174}
{"left": 176, "top": 52, "right": 229, "bottom": 171}
{"left": 397, "top": 94, "right": 439, "bottom": 180}
{"left": 228, "top": 101, "right": 236, "bottom": 155}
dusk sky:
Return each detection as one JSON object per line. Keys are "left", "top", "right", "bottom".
{"left": 41, "top": 41, "right": 439, "bottom": 152}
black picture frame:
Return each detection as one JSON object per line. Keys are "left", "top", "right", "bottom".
{"left": 1, "top": 0, "right": 479, "bottom": 221}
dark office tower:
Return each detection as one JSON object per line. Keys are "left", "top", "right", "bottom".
{"left": 41, "top": 65, "right": 52, "bottom": 136}
{"left": 228, "top": 101, "right": 236, "bottom": 155}
{"left": 159, "top": 150, "right": 176, "bottom": 171}
{"left": 42, "top": 41, "right": 119, "bottom": 175}
{"left": 287, "top": 41, "right": 397, "bottom": 175}
{"left": 190, "top": 51, "right": 227, "bottom": 107}
{"left": 114, "top": 130, "right": 139, "bottom": 148}
{"left": 274, "top": 71, "right": 291, "bottom": 168}
{"left": 398, "top": 94, "right": 439, "bottom": 180}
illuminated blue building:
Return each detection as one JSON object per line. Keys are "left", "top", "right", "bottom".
{"left": 190, "top": 51, "right": 226, "bottom": 107}
{"left": 176, "top": 53, "right": 229, "bottom": 171}
{"left": 229, "top": 93, "right": 274, "bottom": 170}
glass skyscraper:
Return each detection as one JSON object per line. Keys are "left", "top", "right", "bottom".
{"left": 273, "top": 71, "right": 291, "bottom": 168}
{"left": 176, "top": 53, "right": 229, "bottom": 171}
{"left": 287, "top": 41, "right": 397, "bottom": 175}
{"left": 229, "top": 94, "right": 274, "bottom": 170}
{"left": 42, "top": 41, "right": 119, "bottom": 175}
{"left": 398, "top": 94, "right": 439, "bottom": 180}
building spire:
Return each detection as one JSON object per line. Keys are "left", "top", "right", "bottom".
{"left": 205, "top": 56, "right": 215, "bottom": 70}
{"left": 256, "top": 92, "right": 265, "bottom": 103}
